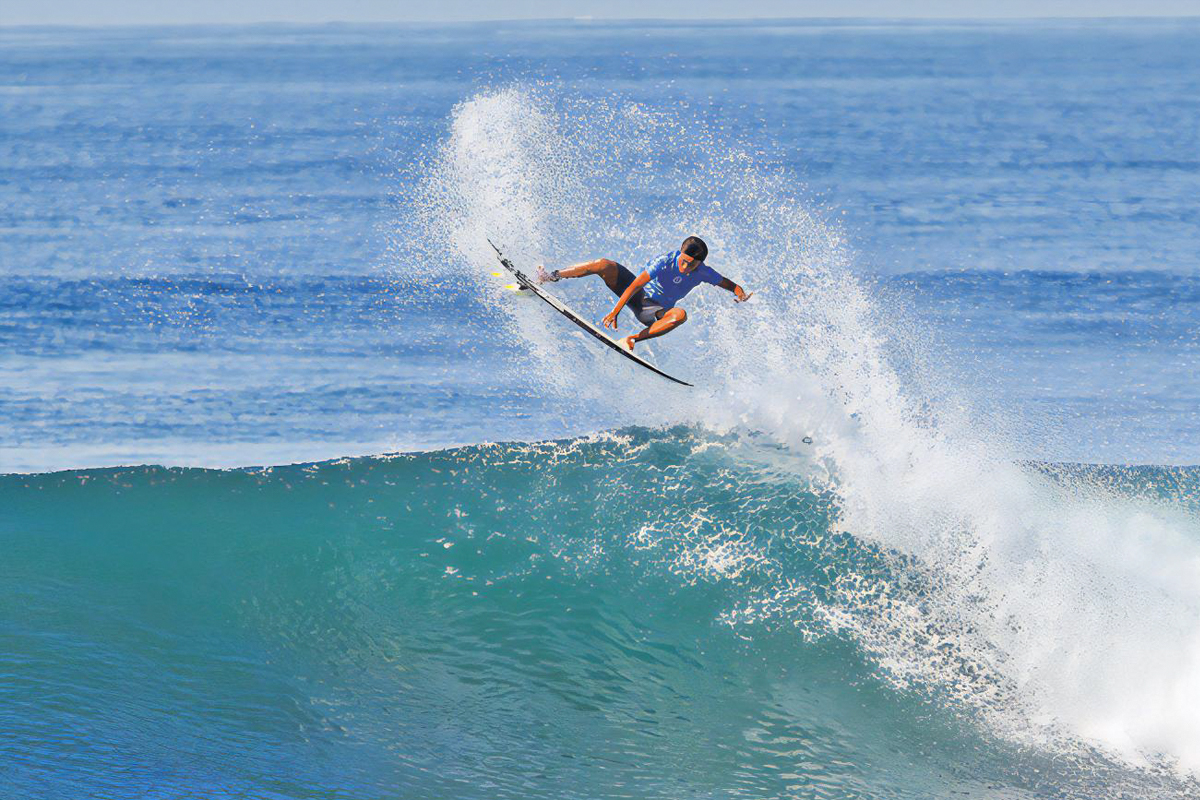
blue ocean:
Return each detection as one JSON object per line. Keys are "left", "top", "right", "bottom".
{"left": 4, "top": 19, "right": 1200, "bottom": 799}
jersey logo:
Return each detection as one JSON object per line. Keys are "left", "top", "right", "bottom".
{"left": 673, "top": 276, "right": 682, "bottom": 284}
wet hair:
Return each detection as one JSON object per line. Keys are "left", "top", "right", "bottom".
{"left": 680, "top": 236, "right": 708, "bottom": 262}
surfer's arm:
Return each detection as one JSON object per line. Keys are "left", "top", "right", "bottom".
{"left": 603, "top": 271, "right": 650, "bottom": 329}
{"left": 717, "top": 277, "right": 752, "bottom": 303}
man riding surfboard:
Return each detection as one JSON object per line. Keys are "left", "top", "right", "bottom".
{"left": 536, "top": 236, "right": 751, "bottom": 351}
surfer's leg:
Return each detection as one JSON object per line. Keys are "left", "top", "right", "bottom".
{"left": 621, "top": 308, "right": 686, "bottom": 351}
{"left": 543, "top": 258, "right": 622, "bottom": 290}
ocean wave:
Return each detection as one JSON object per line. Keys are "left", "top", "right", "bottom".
{"left": 4, "top": 428, "right": 1200, "bottom": 798}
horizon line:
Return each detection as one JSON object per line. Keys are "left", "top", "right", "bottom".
{"left": 4, "top": 14, "right": 1200, "bottom": 30}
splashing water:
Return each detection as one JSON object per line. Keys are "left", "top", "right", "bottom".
{"left": 412, "top": 86, "right": 1200, "bottom": 782}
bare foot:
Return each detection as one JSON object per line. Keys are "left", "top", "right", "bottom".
{"left": 619, "top": 335, "right": 636, "bottom": 352}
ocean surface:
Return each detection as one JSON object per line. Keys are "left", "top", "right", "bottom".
{"left": 4, "top": 18, "right": 1200, "bottom": 800}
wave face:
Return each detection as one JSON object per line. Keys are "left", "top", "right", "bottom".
{"left": 3, "top": 430, "right": 1200, "bottom": 799}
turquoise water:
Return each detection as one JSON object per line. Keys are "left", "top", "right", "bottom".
{"left": 6, "top": 19, "right": 1200, "bottom": 800}
{"left": 6, "top": 430, "right": 1198, "bottom": 798}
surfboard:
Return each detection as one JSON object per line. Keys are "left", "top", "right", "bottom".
{"left": 487, "top": 239, "right": 692, "bottom": 387}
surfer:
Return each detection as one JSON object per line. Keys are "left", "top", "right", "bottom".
{"left": 536, "top": 236, "right": 751, "bottom": 351}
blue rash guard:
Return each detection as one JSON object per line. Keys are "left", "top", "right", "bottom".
{"left": 641, "top": 250, "right": 726, "bottom": 309}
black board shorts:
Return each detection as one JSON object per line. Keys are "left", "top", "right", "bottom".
{"left": 611, "top": 263, "right": 667, "bottom": 327}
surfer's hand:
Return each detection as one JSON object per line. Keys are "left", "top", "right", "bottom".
{"left": 602, "top": 309, "right": 620, "bottom": 329}
{"left": 734, "top": 287, "right": 752, "bottom": 303}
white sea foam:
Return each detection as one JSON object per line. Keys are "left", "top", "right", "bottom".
{"left": 415, "top": 86, "right": 1200, "bottom": 780}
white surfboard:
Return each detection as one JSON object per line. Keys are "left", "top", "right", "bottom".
{"left": 488, "top": 240, "right": 692, "bottom": 387}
